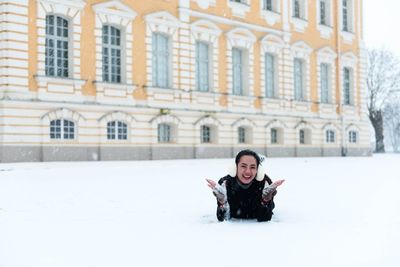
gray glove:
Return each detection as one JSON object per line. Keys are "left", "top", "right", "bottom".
{"left": 212, "top": 181, "right": 227, "bottom": 205}
{"left": 262, "top": 184, "right": 277, "bottom": 203}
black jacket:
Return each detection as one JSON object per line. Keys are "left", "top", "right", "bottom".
{"left": 217, "top": 174, "right": 275, "bottom": 220}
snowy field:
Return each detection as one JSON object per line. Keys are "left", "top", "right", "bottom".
{"left": 1, "top": 154, "right": 399, "bottom": 267}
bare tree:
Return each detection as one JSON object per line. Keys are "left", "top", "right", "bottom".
{"left": 366, "top": 49, "right": 400, "bottom": 152}
{"left": 383, "top": 99, "right": 400, "bottom": 152}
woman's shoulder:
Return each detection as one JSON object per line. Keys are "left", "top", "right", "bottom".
{"left": 218, "top": 175, "right": 234, "bottom": 185}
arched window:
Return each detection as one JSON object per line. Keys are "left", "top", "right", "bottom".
{"left": 50, "top": 119, "right": 75, "bottom": 140}
{"left": 45, "top": 15, "right": 69, "bottom": 78}
{"left": 158, "top": 123, "right": 172, "bottom": 143}
{"left": 107, "top": 121, "right": 127, "bottom": 140}
{"left": 325, "top": 129, "right": 335, "bottom": 143}
{"left": 102, "top": 25, "right": 121, "bottom": 83}
{"left": 201, "top": 125, "right": 211, "bottom": 143}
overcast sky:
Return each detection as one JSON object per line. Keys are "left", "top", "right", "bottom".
{"left": 364, "top": 0, "right": 400, "bottom": 55}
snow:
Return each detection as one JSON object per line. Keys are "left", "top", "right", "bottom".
{"left": 1, "top": 154, "right": 399, "bottom": 267}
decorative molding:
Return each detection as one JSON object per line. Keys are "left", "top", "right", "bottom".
{"left": 226, "top": 27, "right": 256, "bottom": 49}
{"left": 98, "top": 111, "right": 136, "bottom": 123}
{"left": 232, "top": 117, "right": 257, "bottom": 127}
{"left": 227, "top": 0, "right": 251, "bottom": 18}
{"left": 144, "top": 11, "right": 182, "bottom": 35}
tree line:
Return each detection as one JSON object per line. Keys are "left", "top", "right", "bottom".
{"left": 367, "top": 48, "right": 400, "bottom": 153}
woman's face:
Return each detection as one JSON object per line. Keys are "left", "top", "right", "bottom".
{"left": 236, "top": 155, "right": 258, "bottom": 184}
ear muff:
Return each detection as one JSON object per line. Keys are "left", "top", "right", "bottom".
{"left": 228, "top": 154, "right": 267, "bottom": 181}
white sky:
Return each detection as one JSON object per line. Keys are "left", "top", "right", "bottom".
{"left": 364, "top": 0, "right": 400, "bottom": 55}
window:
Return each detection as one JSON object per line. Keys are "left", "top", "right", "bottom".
{"left": 343, "top": 67, "right": 352, "bottom": 105}
{"left": 326, "top": 130, "right": 335, "bottom": 143}
{"left": 158, "top": 123, "right": 171, "bottom": 143}
{"left": 264, "top": 0, "right": 273, "bottom": 11}
{"left": 342, "top": 0, "right": 349, "bottom": 31}
{"left": 102, "top": 25, "right": 121, "bottom": 83}
{"left": 294, "top": 58, "right": 304, "bottom": 101}
{"left": 349, "top": 131, "right": 357, "bottom": 143}
{"left": 238, "top": 127, "right": 246, "bottom": 144}
{"left": 50, "top": 119, "right": 74, "bottom": 140}
{"left": 45, "top": 15, "right": 69, "bottom": 78}
{"left": 271, "top": 128, "right": 278, "bottom": 144}
{"left": 232, "top": 48, "right": 244, "bottom": 95}
{"left": 201, "top": 125, "right": 211, "bottom": 143}
{"left": 299, "top": 129, "right": 305, "bottom": 144}
{"left": 107, "top": 121, "right": 127, "bottom": 140}
{"left": 319, "top": 0, "right": 327, "bottom": 25}
{"left": 320, "top": 63, "right": 329, "bottom": 103}
{"left": 196, "top": 41, "right": 210, "bottom": 92}
{"left": 152, "top": 33, "right": 170, "bottom": 88}
{"left": 265, "top": 53, "right": 276, "bottom": 98}
{"left": 293, "top": 0, "right": 301, "bottom": 18}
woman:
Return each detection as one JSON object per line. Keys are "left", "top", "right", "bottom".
{"left": 206, "top": 149, "right": 285, "bottom": 222}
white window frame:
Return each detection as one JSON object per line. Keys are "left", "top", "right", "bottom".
{"left": 316, "top": 0, "right": 333, "bottom": 38}
{"left": 340, "top": 0, "right": 355, "bottom": 43}
{"left": 194, "top": 115, "right": 221, "bottom": 145}
{"left": 340, "top": 52, "right": 357, "bottom": 107}
{"left": 260, "top": 0, "right": 280, "bottom": 25}
{"left": 343, "top": 67, "right": 353, "bottom": 105}
{"left": 320, "top": 63, "right": 330, "bottom": 104}
{"left": 265, "top": 119, "right": 285, "bottom": 145}
{"left": 190, "top": 20, "right": 222, "bottom": 94}
{"left": 299, "top": 128, "right": 312, "bottom": 145}
{"left": 92, "top": 1, "right": 137, "bottom": 99}
{"left": 36, "top": 0, "right": 85, "bottom": 85}
{"left": 50, "top": 119, "right": 75, "bottom": 140}
{"left": 265, "top": 53, "right": 277, "bottom": 98}
{"left": 233, "top": 118, "right": 254, "bottom": 145}
{"left": 201, "top": 125, "right": 211, "bottom": 143}
{"left": 102, "top": 25, "right": 122, "bottom": 83}
{"left": 291, "top": 41, "right": 312, "bottom": 103}
{"left": 270, "top": 128, "right": 278, "bottom": 144}
{"left": 293, "top": 58, "right": 305, "bottom": 101}
{"left": 144, "top": 11, "right": 180, "bottom": 91}
{"left": 45, "top": 15, "right": 70, "bottom": 78}
{"left": 290, "top": 0, "right": 308, "bottom": 32}
{"left": 348, "top": 130, "right": 358, "bottom": 143}
{"left": 158, "top": 123, "right": 172, "bottom": 143}
{"left": 238, "top": 126, "right": 247, "bottom": 144}
{"left": 325, "top": 129, "right": 335, "bottom": 143}
{"left": 107, "top": 120, "right": 128, "bottom": 140}
{"left": 196, "top": 41, "right": 211, "bottom": 92}
{"left": 226, "top": 28, "right": 256, "bottom": 98}
{"left": 152, "top": 33, "right": 171, "bottom": 88}
{"left": 232, "top": 48, "right": 245, "bottom": 95}
{"left": 295, "top": 121, "right": 313, "bottom": 145}
{"left": 316, "top": 47, "right": 337, "bottom": 106}
{"left": 260, "top": 35, "right": 284, "bottom": 100}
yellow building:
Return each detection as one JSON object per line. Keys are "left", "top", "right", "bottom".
{"left": 0, "top": 0, "right": 371, "bottom": 162}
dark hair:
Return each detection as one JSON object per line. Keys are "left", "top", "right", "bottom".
{"left": 235, "top": 149, "right": 261, "bottom": 167}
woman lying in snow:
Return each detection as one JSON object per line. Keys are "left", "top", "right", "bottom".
{"left": 206, "top": 149, "right": 285, "bottom": 222}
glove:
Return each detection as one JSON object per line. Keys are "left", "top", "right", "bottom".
{"left": 212, "top": 181, "right": 227, "bottom": 206}
{"left": 262, "top": 184, "right": 277, "bottom": 203}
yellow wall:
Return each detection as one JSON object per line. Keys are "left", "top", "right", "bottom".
{"left": 27, "top": 0, "right": 363, "bottom": 113}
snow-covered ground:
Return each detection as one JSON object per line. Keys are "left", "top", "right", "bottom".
{"left": 1, "top": 154, "right": 399, "bottom": 267}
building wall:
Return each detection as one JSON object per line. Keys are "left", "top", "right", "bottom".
{"left": 0, "top": 0, "right": 371, "bottom": 162}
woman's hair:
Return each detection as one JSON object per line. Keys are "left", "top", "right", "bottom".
{"left": 235, "top": 149, "right": 261, "bottom": 167}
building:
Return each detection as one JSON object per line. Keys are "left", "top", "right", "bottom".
{"left": 0, "top": 0, "right": 371, "bottom": 162}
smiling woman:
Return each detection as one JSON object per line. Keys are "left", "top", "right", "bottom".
{"left": 205, "top": 149, "right": 285, "bottom": 222}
